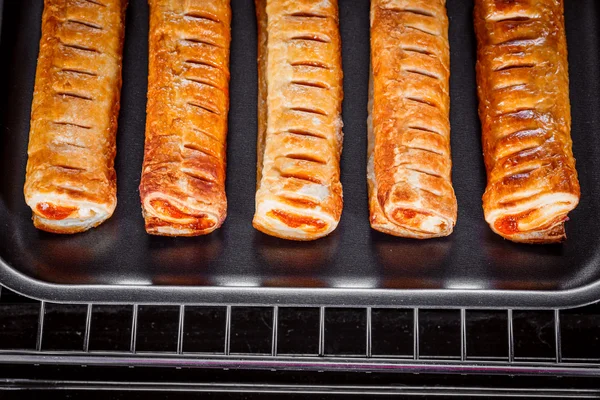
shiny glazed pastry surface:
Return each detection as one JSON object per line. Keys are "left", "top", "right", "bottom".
{"left": 140, "top": 0, "right": 231, "bottom": 236}
{"left": 475, "top": 0, "right": 579, "bottom": 243}
{"left": 368, "top": 0, "right": 457, "bottom": 238}
{"left": 24, "top": 0, "right": 127, "bottom": 234}
{"left": 253, "top": 0, "right": 344, "bottom": 241}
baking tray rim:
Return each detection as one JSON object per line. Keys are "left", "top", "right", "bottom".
{"left": 1, "top": 255, "right": 599, "bottom": 309}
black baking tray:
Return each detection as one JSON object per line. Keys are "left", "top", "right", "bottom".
{"left": 0, "top": 0, "right": 599, "bottom": 308}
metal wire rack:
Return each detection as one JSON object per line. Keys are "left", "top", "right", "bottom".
{"left": 1, "top": 284, "right": 600, "bottom": 379}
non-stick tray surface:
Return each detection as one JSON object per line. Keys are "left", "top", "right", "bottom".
{"left": 0, "top": 0, "right": 599, "bottom": 308}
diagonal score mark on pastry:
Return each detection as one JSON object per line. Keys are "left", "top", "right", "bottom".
{"left": 253, "top": 0, "right": 344, "bottom": 241}
{"left": 368, "top": 0, "right": 457, "bottom": 238}
{"left": 139, "top": 0, "right": 231, "bottom": 236}
{"left": 475, "top": 0, "right": 580, "bottom": 243}
{"left": 24, "top": 0, "right": 128, "bottom": 234}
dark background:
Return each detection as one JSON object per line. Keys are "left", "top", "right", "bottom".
{"left": 1, "top": 285, "right": 600, "bottom": 397}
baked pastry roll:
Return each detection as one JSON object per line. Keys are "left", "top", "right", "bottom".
{"left": 253, "top": 0, "right": 344, "bottom": 241}
{"left": 24, "top": 0, "right": 127, "bottom": 234}
{"left": 139, "top": 0, "right": 231, "bottom": 236}
{"left": 475, "top": 0, "right": 580, "bottom": 243}
{"left": 368, "top": 0, "right": 457, "bottom": 238}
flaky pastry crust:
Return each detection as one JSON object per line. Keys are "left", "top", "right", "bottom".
{"left": 253, "top": 0, "right": 344, "bottom": 241}
{"left": 475, "top": 0, "right": 579, "bottom": 243}
{"left": 24, "top": 0, "right": 127, "bottom": 234}
{"left": 140, "top": 0, "right": 231, "bottom": 236}
{"left": 368, "top": 0, "right": 457, "bottom": 238}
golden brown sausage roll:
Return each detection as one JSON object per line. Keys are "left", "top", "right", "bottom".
{"left": 368, "top": 0, "right": 457, "bottom": 238}
{"left": 475, "top": 0, "right": 580, "bottom": 243}
{"left": 139, "top": 0, "right": 231, "bottom": 236}
{"left": 253, "top": 0, "right": 344, "bottom": 241}
{"left": 24, "top": 0, "right": 127, "bottom": 234}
